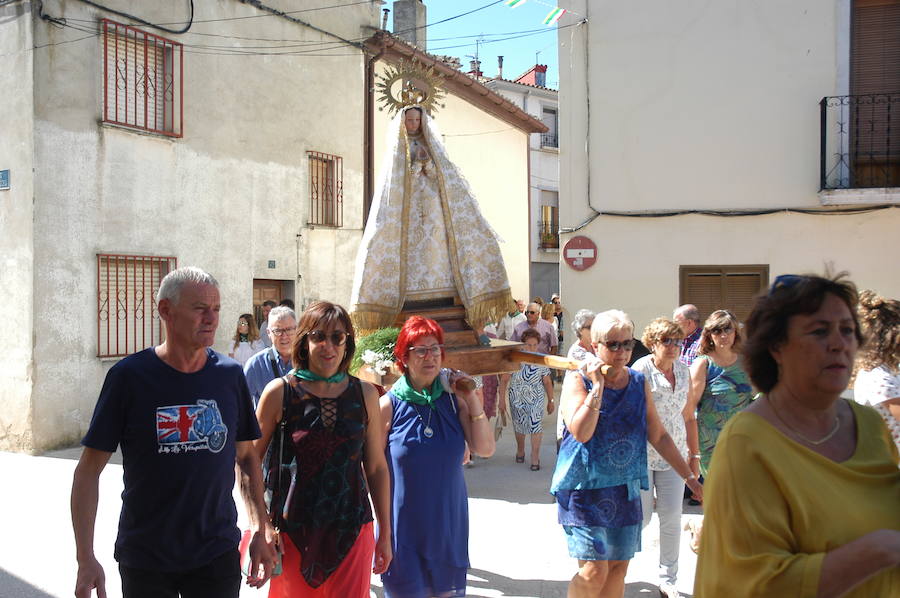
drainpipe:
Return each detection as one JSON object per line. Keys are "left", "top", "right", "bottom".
{"left": 364, "top": 41, "right": 385, "bottom": 224}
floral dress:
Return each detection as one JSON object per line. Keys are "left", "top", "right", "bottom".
{"left": 508, "top": 364, "right": 551, "bottom": 434}
{"left": 695, "top": 355, "right": 754, "bottom": 477}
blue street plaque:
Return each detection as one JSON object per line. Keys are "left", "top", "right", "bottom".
{"left": 0, "top": 170, "right": 9, "bottom": 190}
{"left": 268, "top": 260, "right": 276, "bottom": 269}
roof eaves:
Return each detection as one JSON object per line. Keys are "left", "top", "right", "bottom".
{"left": 365, "top": 31, "right": 548, "bottom": 134}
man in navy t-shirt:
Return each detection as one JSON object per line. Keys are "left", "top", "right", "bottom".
{"left": 71, "top": 267, "right": 277, "bottom": 598}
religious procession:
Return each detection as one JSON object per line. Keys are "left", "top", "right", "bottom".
{"left": 2, "top": 1, "right": 899, "bottom": 598}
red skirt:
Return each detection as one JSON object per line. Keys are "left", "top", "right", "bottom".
{"left": 269, "top": 521, "right": 375, "bottom": 598}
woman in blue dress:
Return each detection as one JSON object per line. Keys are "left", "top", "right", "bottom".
{"left": 552, "top": 310, "right": 703, "bottom": 598}
{"left": 379, "top": 316, "right": 496, "bottom": 598}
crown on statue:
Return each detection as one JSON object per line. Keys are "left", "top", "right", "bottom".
{"left": 376, "top": 59, "right": 447, "bottom": 116}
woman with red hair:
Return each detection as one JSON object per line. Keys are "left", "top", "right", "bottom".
{"left": 379, "top": 316, "right": 495, "bottom": 598}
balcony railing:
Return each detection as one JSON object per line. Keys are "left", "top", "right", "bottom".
{"left": 538, "top": 219, "right": 559, "bottom": 249}
{"left": 820, "top": 93, "right": 900, "bottom": 190}
{"left": 541, "top": 133, "right": 558, "bottom": 148}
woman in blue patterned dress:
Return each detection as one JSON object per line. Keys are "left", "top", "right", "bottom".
{"left": 379, "top": 316, "right": 495, "bottom": 598}
{"left": 687, "top": 310, "right": 755, "bottom": 478}
{"left": 552, "top": 310, "right": 703, "bottom": 598}
{"left": 498, "top": 328, "right": 555, "bottom": 470}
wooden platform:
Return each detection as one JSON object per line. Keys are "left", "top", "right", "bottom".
{"left": 393, "top": 298, "right": 478, "bottom": 348}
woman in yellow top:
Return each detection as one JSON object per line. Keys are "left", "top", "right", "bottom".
{"left": 694, "top": 273, "right": 900, "bottom": 598}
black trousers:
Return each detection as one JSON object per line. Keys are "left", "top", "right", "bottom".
{"left": 119, "top": 549, "right": 241, "bottom": 598}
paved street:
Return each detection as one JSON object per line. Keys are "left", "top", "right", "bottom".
{"left": 1, "top": 394, "right": 701, "bottom": 598}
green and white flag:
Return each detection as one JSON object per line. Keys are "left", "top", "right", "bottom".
{"left": 543, "top": 7, "right": 566, "bottom": 24}
{"left": 505, "top": 0, "right": 527, "bottom": 7}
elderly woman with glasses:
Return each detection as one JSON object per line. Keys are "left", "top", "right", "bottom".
{"left": 687, "top": 310, "right": 754, "bottom": 478}
{"left": 694, "top": 274, "right": 900, "bottom": 597}
{"left": 552, "top": 310, "right": 702, "bottom": 598}
{"left": 379, "top": 316, "right": 495, "bottom": 598}
{"left": 632, "top": 318, "right": 695, "bottom": 598}
{"left": 252, "top": 301, "right": 392, "bottom": 598}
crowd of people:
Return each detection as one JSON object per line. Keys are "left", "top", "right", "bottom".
{"left": 71, "top": 267, "right": 899, "bottom": 598}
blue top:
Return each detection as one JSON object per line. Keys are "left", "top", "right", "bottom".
{"left": 83, "top": 348, "right": 260, "bottom": 571}
{"left": 243, "top": 346, "right": 292, "bottom": 407}
{"left": 551, "top": 369, "right": 649, "bottom": 527}
{"left": 385, "top": 390, "right": 469, "bottom": 568}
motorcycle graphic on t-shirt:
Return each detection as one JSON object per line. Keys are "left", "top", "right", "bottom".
{"left": 156, "top": 400, "right": 228, "bottom": 454}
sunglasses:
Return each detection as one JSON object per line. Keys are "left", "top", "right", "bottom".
{"left": 659, "top": 337, "right": 683, "bottom": 347}
{"left": 306, "top": 330, "right": 348, "bottom": 346}
{"left": 270, "top": 327, "right": 296, "bottom": 337}
{"left": 769, "top": 274, "right": 807, "bottom": 296}
{"left": 238, "top": 321, "right": 249, "bottom": 326}
{"left": 600, "top": 339, "right": 636, "bottom": 352}
{"left": 409, "top": 344, "right": 443, "bottom": 358}
{"left": 710, "top": 326, "right": 734, "bottom": 335}
{"left": 526, "top": 310, "right": 539, "bottom": 315}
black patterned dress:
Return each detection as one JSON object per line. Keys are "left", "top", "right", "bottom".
{"left": 267, "top": 376, "right": 373, "bottom": 589}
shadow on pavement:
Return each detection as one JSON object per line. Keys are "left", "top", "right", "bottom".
{"left": 43, "top": 445, "right": 124, "bottom": 465}
{"left": 467, "top": 568, "right": 569, "bottom": 597}
{"left": 0, "top": 568, "right": 57, "bottom": 598}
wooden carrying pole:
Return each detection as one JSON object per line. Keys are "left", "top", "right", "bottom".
{"left": 508, "top": 350, "right": 580, "bottom": 371}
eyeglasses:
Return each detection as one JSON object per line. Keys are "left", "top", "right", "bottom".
{"left": 525, "top": 310, "right": 539, "bottom": 315}
{"left": 600, "top": 339, "right": 636, "bottom": 352}
{"left": 710, "top": 326, "right": 734, "bottom": 335}
{"left": 306, "top": 330, "right": 348, "bottom": 346}
{"left": 659, "top": 337, "right": 683, "bottom": 347}
{"left": 270, "top": 326, "right": 297, "bottom": 337}
{"left": 409, "top": 344, "right": 443, "bottom": 358}
{"left": 238, "top": 321, "right": 249, "bottom": 326}
{"left": 769, "top": 274, "right": 807, "bottom": 296}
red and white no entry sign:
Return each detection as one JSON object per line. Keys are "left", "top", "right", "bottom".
{"left": 563, "top": 236, "right": 598, "bottom": 271}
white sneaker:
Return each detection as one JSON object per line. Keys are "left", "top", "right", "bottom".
{"left": 659, "top": 582, "right": 680, "bottom": 598}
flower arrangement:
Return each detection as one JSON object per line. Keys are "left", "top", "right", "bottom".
{"left": 350, "top": 327, "right": 400, "bottom": 376}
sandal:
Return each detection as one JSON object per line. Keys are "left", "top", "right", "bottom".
{"left": 515, "top": 454, "right": 525, "bottom": 463}
{"left": 530, "top": 463, "right": 540, "bottom": 471}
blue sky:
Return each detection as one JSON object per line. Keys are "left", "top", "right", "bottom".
{"left": 388, "top": 0, "right": 561, "bottom": 88}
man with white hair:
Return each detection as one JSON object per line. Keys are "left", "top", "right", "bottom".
{"left": 71, "top": 267, "right": 276, "bottom": 598}
{"left": 673, "top": 304, "right": 702, "bottom": 366}
{"left": 512, "top": 302, "right": 558, "bottom": 354}
{"left": 244, "top": 305, "right": 297, "bottom": 407}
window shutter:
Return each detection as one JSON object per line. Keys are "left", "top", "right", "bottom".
{"left": 851, "top": 0, "right": 900, "bottom": 96}
{"left": 680, "top": 266, "right": 768, "bottom": 325}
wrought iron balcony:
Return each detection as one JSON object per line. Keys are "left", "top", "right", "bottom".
{"left": 538, "top": 219, "right": 559, "bottom": 249}
{"left": 820, "top": 93, "right": 900, "bottom": 190}
{"left": 541, "top": 133, "right": 558, "bottom": 148}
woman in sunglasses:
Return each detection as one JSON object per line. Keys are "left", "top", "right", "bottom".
{"left": 687, "top": 309, "right": 754, "bottom": 478}
{"left": 552, "top": 310, "right": 702, "bottom": 598}
{"left": 632, "top": 318, "right": 693, "bottom": 598}
{"left": 252, "top": 301, "right": 392, "bottom": 597}
{"left": 694, "top": 274, "right": 900, "bottom": 597}
{"left": 379, "top": 315, "right": 495, "bottom": 598}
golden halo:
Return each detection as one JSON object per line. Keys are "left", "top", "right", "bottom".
{"left": 375, "top": 59, "right": 447, "bottom": 116}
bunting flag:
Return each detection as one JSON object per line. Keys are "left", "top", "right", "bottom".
{"left": 505, "top": 0, "right": 527, "bottom": 6}
{"left": 543, "top": 7, "right": 566, "bottom": 25}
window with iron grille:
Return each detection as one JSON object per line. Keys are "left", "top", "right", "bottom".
{"left": 538, "top": 190, "right": 559, "bottom": 249}
{"left": 102, "top": 19, "right": 183, "bottom": 137}
{"left": 307, "top": 151, "right": 343, "bottom": 227}
{"left": 97, "top": 254, "right": 177, "bottom": 358}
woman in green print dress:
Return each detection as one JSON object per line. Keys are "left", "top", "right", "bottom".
{"left": 687, "top": 310, "right": 755, "bottom": 477}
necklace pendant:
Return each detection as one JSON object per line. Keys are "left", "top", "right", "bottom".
{"left": 423, "top": 426, "right": 434, "bottom": 438}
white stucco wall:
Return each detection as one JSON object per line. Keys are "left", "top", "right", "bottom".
{"left": 18, "top": 0, "right": 378, "bottom": 451}
{"left": 0, "top": 2, "right": 36, "bottom": 452}
{"left": 557, "top": 0, "right": 899, "bottom": 355}
{"left": 559, "top": 210, "right": 900, "bottom": 340}
{"left": 373, "top": 79, "right": 532, "bottom": 304}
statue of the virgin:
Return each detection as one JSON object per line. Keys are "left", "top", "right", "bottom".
{"left": 350, "top": 81, "right": 513, "bottom": 334}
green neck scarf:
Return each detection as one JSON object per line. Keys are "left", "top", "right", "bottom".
{"left": 392, "top": 373, "right": 443, "bottom": 409}
{"left": 239, "top": 333, "right": 250, "bottom": 343}
{"left": 292, "top": 368, "right": 347, "bottom": 384}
